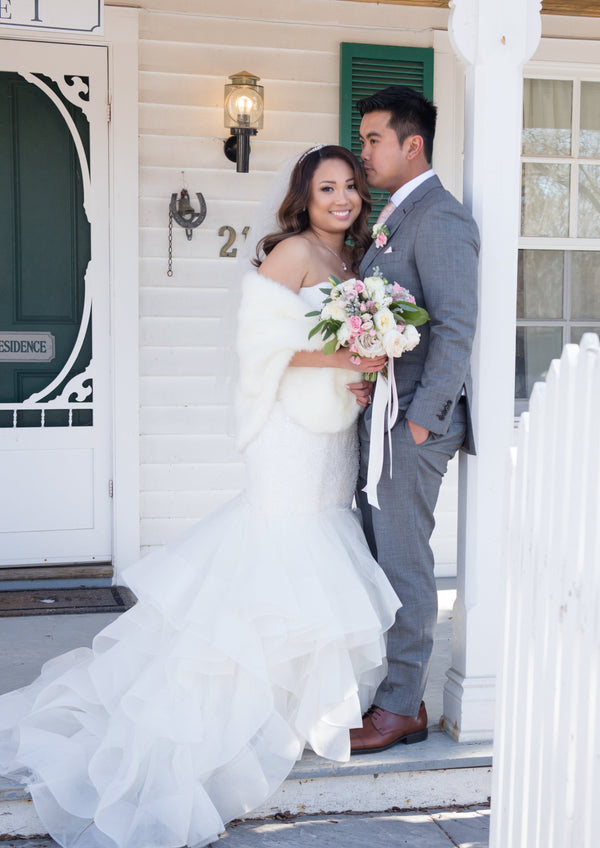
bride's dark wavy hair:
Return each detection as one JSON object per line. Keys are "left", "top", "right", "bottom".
{"left": 253, "top": 145, "right": 372, "bottom": 273}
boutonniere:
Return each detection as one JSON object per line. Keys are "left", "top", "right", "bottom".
{"left": 372, "top": 223, "right": 390, "bottom": 249}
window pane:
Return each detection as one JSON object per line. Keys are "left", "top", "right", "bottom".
{"left": 578, "top": 165, "right": 600, "bottom": 237}
{"left": 580, "top": 82, "right": 600, "bottom": 158}
{"left": 517, "top": 250, "right": 563, "bottom": 319}
{"left": 571, "top": 251, "right": 600, "bottom": 319}
{"left": 522, "top": 163, "right": 570, "bottom": 237}
{"left": 570, "top": 326, "right": 600, "bottom": 345}
{"left": 522, "top": 79, "right": 572, "bottom": 156}
{"left": 515, "top": 326, "right": 563, "bottom": 399}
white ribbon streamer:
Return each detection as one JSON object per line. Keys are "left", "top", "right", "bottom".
{"left": 363, "top": 366, "right": 399, "bottom": 509}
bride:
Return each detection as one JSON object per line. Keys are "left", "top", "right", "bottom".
{"left": 0, "top": 145, "right": 400, "bottom": 848}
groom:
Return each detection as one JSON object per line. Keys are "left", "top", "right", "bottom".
{"left": 350, "top": 86, "right": 479, "bottom": 753}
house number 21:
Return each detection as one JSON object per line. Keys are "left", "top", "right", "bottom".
{"left": 218, "top": 225, "right": 250, "bottom": 258}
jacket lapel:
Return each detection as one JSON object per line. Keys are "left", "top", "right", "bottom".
{"left": 360, "top": 175, "right": 442, "bottom": 277}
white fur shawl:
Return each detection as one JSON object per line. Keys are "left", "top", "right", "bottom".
{"left": 235, "top": 270, "right": 359, "bottom": 451}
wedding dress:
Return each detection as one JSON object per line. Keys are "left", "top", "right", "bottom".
{"left": 0, "top": 279, "right": 400, "bottom": 848}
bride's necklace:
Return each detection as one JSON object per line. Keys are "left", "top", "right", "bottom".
{"left": 312, "top": 232, "right": 348, "bottom": 272}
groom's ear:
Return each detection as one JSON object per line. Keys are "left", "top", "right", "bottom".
{"left": 405, "top": 134, "right": 425, "bottom": 161}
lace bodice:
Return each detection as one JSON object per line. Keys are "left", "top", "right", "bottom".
{"left": 244, "top": 403, "right": 358, "bottom": 516}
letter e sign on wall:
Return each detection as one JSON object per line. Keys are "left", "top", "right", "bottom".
{"left": 0, "top": 0, "right": 103, "bottom": 34}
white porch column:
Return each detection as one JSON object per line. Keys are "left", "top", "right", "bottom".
{"left": 442, "top": 0, "right": 542, "bottom": 741}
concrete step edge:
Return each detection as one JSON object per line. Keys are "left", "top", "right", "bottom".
{"left": 0, "top": 733, "right": 493, "bottom": 805}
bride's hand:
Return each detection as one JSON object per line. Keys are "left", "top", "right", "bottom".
{"left": 334, "top": 348, "right": 387, "bottom": 373}
{"left": 346, "top": 380, "right": 374, "bottom": 407}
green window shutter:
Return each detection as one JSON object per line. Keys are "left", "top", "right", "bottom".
{"left": 340, "top": 43, "right": 434, "bottom": 221}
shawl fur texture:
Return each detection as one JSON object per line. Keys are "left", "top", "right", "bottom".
{"left": 235, "top": 270, "right": 359, "bottom": 451}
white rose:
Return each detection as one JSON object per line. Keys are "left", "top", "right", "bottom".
{"left": 383, "top": 329, "right": 409, "bottom": 357}
{"left": 354, "top": 332, "right": 385, "bottom": 358}
{"left": 363, "top": 275, "right": 381, "bottom": 292}
{"left": 337, "top": 322, "right": 351, "bottom": 345}
{"left": 402, "top": 324, "right": 421, "bottom": 351}
{"left": 373, "top": 307, "right": 396, "bottom": 335}
{"left": 321, "top": 300, "right": 347, "bottom": 322}
{"left": 374, "top": 291, "right": 389, "bottom": 309}
{"left": 363, "top": 277, "right": 385, "bottom": 301}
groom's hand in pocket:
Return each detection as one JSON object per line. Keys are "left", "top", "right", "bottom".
{"left": 347, "top": 380, "right": 374, "bottom": 408}
{"left": 407, "top": 418, "right": 430, "bottom": 444}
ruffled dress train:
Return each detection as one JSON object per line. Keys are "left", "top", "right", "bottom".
{"left": 0, "top": 399, "right": 399, "bottom": 848}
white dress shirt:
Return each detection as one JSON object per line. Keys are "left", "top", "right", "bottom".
{"left": 389, "top": 169, "right": 435, "bottom": 209}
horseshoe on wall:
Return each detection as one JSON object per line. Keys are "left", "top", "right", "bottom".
{"left": 169, "top": 189, "right": 207, "bottom": 240}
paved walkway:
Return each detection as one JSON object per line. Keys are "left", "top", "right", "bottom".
{"left": 0, "top": 807, "right": 490, "bottom": 847}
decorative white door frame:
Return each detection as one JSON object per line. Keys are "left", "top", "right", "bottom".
{"left": 103, "top": 7, "right": 141, "bottom": 576}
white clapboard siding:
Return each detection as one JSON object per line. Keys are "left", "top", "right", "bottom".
{"left": 490, "top": 334, "right": 600, "bottom": 848}
{"left": 140, "top": 259, "right": 233, "bottom": 285}
{"left": 140, "top": 317, "right": 222, "bottom": 347}
{"left": 141, "top": 462, "right": 244, "bottom": 491}
{"left": 137, "top": 0, "right": 454, "bottom": 553}
{"left": 140, "top": 288, "right": 228, "bottom": 317}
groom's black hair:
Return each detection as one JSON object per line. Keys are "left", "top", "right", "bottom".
{"left": 357, "top": 86, "right": 437, "bottom": 164}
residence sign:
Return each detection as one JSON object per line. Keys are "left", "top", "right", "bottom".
{"left": 0, "top": 332, "right": 55, "bottom": 362}
{"left": 0, "top": 0, "right": 102, "bottom": 33}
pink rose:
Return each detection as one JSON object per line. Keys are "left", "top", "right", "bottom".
{"left": 392, "top": 282, "right": 416, "bottom": 304}
{"left": 354, "top": 281, "right": 366, "bottom": 294}
{"left": 375, "top": 233, "right": 388, "bottom": 248}
{"left": 349, "top": 316, "right": 362, "bottom": 334}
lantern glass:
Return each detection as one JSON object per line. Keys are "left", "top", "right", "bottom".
{"left": 224, "top": 73, "right": 264, "bottom": 130}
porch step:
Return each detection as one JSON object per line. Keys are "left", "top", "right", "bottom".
{"left": 0, "top": 564, "right": 113, "bottom": 591}
{"left": 0, "top": 729, "right": 492, "bottom": 837}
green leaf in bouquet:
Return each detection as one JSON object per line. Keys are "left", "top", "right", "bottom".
{"left": 308, "top": 320, "right": 327, "bottom": 340}
{"left": 305, "top": 310, "right": 321, "bottom": 317}
{"left": 323, "top": 337, "right": 339, "bottom": 355}
{"left": 393, "top": 301, "right": 430, "bottom": 327}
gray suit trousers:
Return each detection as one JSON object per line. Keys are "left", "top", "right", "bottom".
{"left": 357, "top": 399, "right": 467, "bottom": 717}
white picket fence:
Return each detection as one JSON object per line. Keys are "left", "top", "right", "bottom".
{"left": 490, "top": 333, "right": 600, "bottom": 848}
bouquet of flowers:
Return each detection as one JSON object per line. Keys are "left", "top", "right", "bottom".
{"left": 306, "top": 268, "right": 429, "bottom": 380}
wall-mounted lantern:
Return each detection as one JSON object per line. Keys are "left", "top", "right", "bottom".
{"left": 223, "top": 71, "right": 264, "bottom": 173}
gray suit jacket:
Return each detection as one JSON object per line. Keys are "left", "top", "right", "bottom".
{"left": 360, "top": 175, "right": 480, "bottom": 454}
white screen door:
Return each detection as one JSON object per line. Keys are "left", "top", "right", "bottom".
{"left": 0, "top": 39, "right": 112, "bottom": 566}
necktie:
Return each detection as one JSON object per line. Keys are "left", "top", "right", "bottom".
{"left": 376, "top": 200, "right": 396, "bottom": 227}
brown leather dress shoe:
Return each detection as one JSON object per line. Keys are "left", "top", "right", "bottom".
{"left": 350, "top": 701, "right": 428, "bottom": 754}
